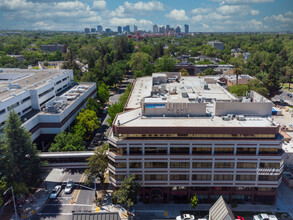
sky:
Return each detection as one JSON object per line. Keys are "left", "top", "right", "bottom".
{"left": 0, "top": 0, "right": 292, "bottom": 32}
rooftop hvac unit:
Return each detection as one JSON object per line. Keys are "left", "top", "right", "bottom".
{"left": 222, "top": 116, "right": 230, "bottom": 121}
{"left": 236, "top": 115, "right": 246, "bottom": 121}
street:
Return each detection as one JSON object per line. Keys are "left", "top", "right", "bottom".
{"left": 32, "top": 169, "right": 95, "bottom": 220}
{"left": 272, "top": 89, "right": 293, "bottom": 106}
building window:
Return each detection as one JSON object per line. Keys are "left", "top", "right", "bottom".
{"left": 214, "top": 147, "right": 234, "bottom": 154}
{"left": 129, "top": 147, "right": 142, "bottom": 155}
{"left": 257, "top": 187, "right": 275, "bottom": 192}
{"left": 214, "top": 162, "right": 234, "bottom": 168}
{"left": 237, "top": 147, "right": 256, "bottom": 155}
{"left": 214, "top": 174, "right": 233, "bottom": 181}
{"left": 170, "top": 147, "right": 189, "bottom": 155}
{"left": 8, "top": 102, "right": 20, "bottom": 111}
{"left": 38, "top": 87, "right": 54, "bottom": 98}
{"left": 145, "top": 162, "right": 167, "bottom": 168}
{"left": 56, "top": 80, "right": 61, "bottom": 85}
{"left": 235, "top": 187, "right": 252, "bottom": 191}
{"left": 0, "top": 109, "right": 6, "bottom": 115}
{"left": 145, "top": 147, "right": 167, "bottom": 155}
{"left": 22, "top": 106, "right": 32, "bottom": 114}
{"left": 236, "top": 175, "right": 255, "bottom": 181}
{"left": 21, "top": 96, "right": 30, "bottom": 104}
{"left": 170, "top": 175, "right": 189, "bottom": 181}
{"left": 192, "top": 162, "right": 212, "bottom": 168}
{"left": 109, "top": 144, "right": 127, "bottom": 155}
{"left": 116, "top": 175, "right": 127, "bottom": 181}
{"left": 192, "top": 147, "right": 211, "bottom": 155}
{"left": 108, "top": 160, "right": 127, "bottom": 168}
{"left": 133, "top": 174, "right": 142, "bottom": 181}
{"left": 259, "top": 163, "right": 280, "bottom": 169}
{"left": 259, "top": 148, "right": 278, "bottom": 155}
{"left": 258, "top": 175, "right": 280, "bottom": 181}
{"left": 237, "top": 162, "right": 257, "bottom": 169}
{"left": 192, "top": 174, "right": 211, "bottom": 181}
{"left": 129, "top": 162, "right": 142, "bottom": 169}
{"left": 145, "top": 174, "right": 167, "bottom": 181}
{"left": 170, "top": 162, "right": 189, "bottom": 168}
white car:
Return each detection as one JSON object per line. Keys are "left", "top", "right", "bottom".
{"left": 50, "top": 185, "right": 62, "bottom": 199}
{"left": 176, "top": 214, "right": 195, "bottom": 220}
{"left": 64, "top": 181, "right": 74, "bottom": 194}
{"left": 253, "top": 214, "right": 278, "bottom": 220}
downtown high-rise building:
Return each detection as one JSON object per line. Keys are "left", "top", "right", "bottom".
{"left": 123, "top": 25, "right": 130, "bottom": 33}
{"left": 117, "top": 26, "right": 122, "bottom": 33}
{"left": 84, "top": 28, "right": 90, "bottom": 34}
{"left": 134, "top": 25, "right": 138, "bottom": 32}
{"left": 175, "top": 26, "right": 181, "bottom": 33}
{"left": 153, "top": 25, "right": 158, "bottom": 34}
{"left": 97, "top": 25, "right": 103, "bottom": 32}
{"left": 184, "top": 24, "right": 189, "bottom": 34}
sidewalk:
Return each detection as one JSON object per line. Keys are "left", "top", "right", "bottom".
{"left": 10, "top": 168, "right": 65, "bottom": 220}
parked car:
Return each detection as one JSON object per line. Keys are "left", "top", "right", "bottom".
{"left": 176, "top": 214, "right": 195, "bottom": 220}
{"left": 253, "top": 214, "right": 278, "bottom": 220}
{"left": 50, "top": 185, "right": 62, "bottom": 199}
{"left": 64, "top": 180, "right": 74, "bottom": 194}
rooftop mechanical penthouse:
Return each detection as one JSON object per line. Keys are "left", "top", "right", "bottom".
{"left": 0, "top": 68, "right": 96, "bottom": 146}
{"left": 108, "top": 72, "right": 284, "bottom": 204}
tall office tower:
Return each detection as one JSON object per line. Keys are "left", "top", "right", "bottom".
{"left": 123, "top": 25, "right": 130, "bottom": 33}
{"left": 184, "top": 24, "right": 189, "bottom": 34}
{"left": 117, "top": 26, "right": 122, "bottom": 33}
{"left": 97, "top": 25, "right": 103, "bottom": 32}
{"left": 153, "top": 25, "right": 158, "bottom": 34}
{"left": 175, "top": 26, "right": 181, "bottom": 33}
{"left": 91, "top": 28, "right": 96, "bottom": 33}
{"left": 84, "top": 28, "right": 90, "bottom": 34}
{"left": 159, "top": 26, "right": 166, "bottom": 34}
{"left": 166, "top": 25, "right": 170, "bottom": 32}
{"left": 134, "top": 25, "right": 138, "bottom": 32}
{"left": 108, "top": 73, "right": 283, "bottom": 204}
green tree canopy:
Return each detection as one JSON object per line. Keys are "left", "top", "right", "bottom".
{"left": 49, "top": 131, "right": 85, "bottom": 152}
{"left": 85, "top": 147, "right": 108, "bottom": 190}
{"left": 86, "top": 97, "right": 101, "bottom": 115}
{"left": 190, "top": 194, "right": 199, "bottom": 209}
{"left": 74, "top": 109, "right": 100, "bottom": 138}
{"left": 97, "top": 82, "right": 110, "bottom": 106}
{"left": 2, "top": 111, "right": 42, "bottom": 185}
{"left": 155, "top": 55, "right": 176, "bottom": 72}
{"left": 114, "top": 174, "right": 140, "bottom": 211}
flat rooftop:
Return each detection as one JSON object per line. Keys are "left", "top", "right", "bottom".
{"left": 126, "top": 75, "right": 237, "bottom": 109}
{"left": 0, "top": 68, "right": 71, "bottom": 101}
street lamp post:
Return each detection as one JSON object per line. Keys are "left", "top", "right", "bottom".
{"left": 3, "top": 186, "right": 18, "bottom": 220}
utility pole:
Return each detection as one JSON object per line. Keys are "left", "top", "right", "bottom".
{"left": 4, "top": 186, "right": 18, "bottom": 220}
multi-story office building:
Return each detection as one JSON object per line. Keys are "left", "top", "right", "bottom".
{"left": 208, "top": 41, "right": 224, "bottom": 51}
{"left": 175, "top": 26, "right": 181, "bottom": 33}
{"left": 0, "top": 68, "right": 96, "bottom": 146}
{"left": 108, "top": 73, "right": 284, "bottom": 204}
{"left": 134, "top": 25, "right": 138, "bottom": 33}
{"left": 153, "top": 25, "right": 158, "bottom": 34}
{"left": 40, "top": 43, "right": 67, "bottom": 53}
{"left": 159, "top": 26, "right": 166, "bottom": 34}
{"left": 117, "top": 26, "right": 122, "bottom": 33}
{"left": 166, "top": 25, "right": 170, "bottom": 33}
{"left": 84, "top": 28, "right": 90, "bottom": 34}
{"left": 184, "top": 24, "right": 189, "bottom": 34}
{"left": 91, "top": 28, "right": 96, "bottom": 33}
{"left": 97, "top": 25, "right": 103, "bottom": 32}
{"left": 123, "top": 25, "right": 130, "bottom": 33}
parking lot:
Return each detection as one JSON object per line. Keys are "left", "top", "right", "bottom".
{"left": 32, "top": 169, "right": 95, "bottom": 220}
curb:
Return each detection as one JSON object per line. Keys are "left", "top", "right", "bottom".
{"left": 22, "top": 192, "right": 50, "bottom": 220}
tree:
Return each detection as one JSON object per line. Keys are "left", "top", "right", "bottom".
{"left": 114, "top": 174, "right": 140, "bottom": 211}
{"left": 202, "top": 68, "right": 216, "bottom": 76}
{"left": 2, "top": 111, "right": 42, "bottom": 186}
{"left": 85, "top": 147, "right": 108, "bottom": 191}
{"left": 74, "top": 109, "right": 100, "bottom": 138}
{"left": 97, "top": 83, "right": 110, "bottom": 106}
{"left": 180, "top": 68, "right": 189, "bottom": 76}
{"left": 86, "top": 97, "right": 101, "bottom": 115}
{"left": 0, "top": 178, "right": 7, "bottom": 207}
{"left": 128, "top": 52, "right": 153, "bottom": 76}
{"left": 49, "top": 131, "right": 85, "bottom": 152}
{"left": 190, "top": 194, "right": 199, "bottom": 209}
{"left": 107, "top": 102, "right": 124, "bottom": 126}
{"left": 155, "top": 55, "right": 176, "bottom": 72}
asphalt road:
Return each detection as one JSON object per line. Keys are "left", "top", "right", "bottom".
{"left": 33, "top": 169, "right": 95, "bottom": 220}
{"left": 272, "top": 89, "right": 293, "bottom": 106}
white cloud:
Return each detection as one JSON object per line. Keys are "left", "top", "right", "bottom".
{"left": 191, "top": 8, "right": 212, "bottom": 14}
{"left": 124, "top": 1, "right": 164, "bottom": 12}
{"left": 250, "top": 9, "right": 260, "bottom": 15}
{"left": 109, "top": 17, "right": 153, "bottom": 30}
{"left": 92, "top": 0, "right": 106, "bottom": 10}
{"left": 215, "top": 0, "right": 274, "bottom": 4}
{"left": 165, "top": 9, "right": 189, "bottom": 21}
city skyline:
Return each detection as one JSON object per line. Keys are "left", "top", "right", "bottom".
{"left": 0, "top": 0, "right": 292, "bottom": 32}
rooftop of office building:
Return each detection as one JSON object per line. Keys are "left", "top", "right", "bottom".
{"left": 0, "top": 68, "right": 71, "bottom": 101}
{"left": 113, "top": 73, "right": 277, "bottom": 134}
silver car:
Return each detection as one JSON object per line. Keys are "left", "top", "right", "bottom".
{"left": 50, "top": 185, "right": 61, "bottom": 199}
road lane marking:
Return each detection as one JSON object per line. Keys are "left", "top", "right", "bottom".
{"left": 70, "top": 173, "right": 85, "bottom": 204}
{"left": 73, "top": 174, "right": 87, "bottom": 203}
